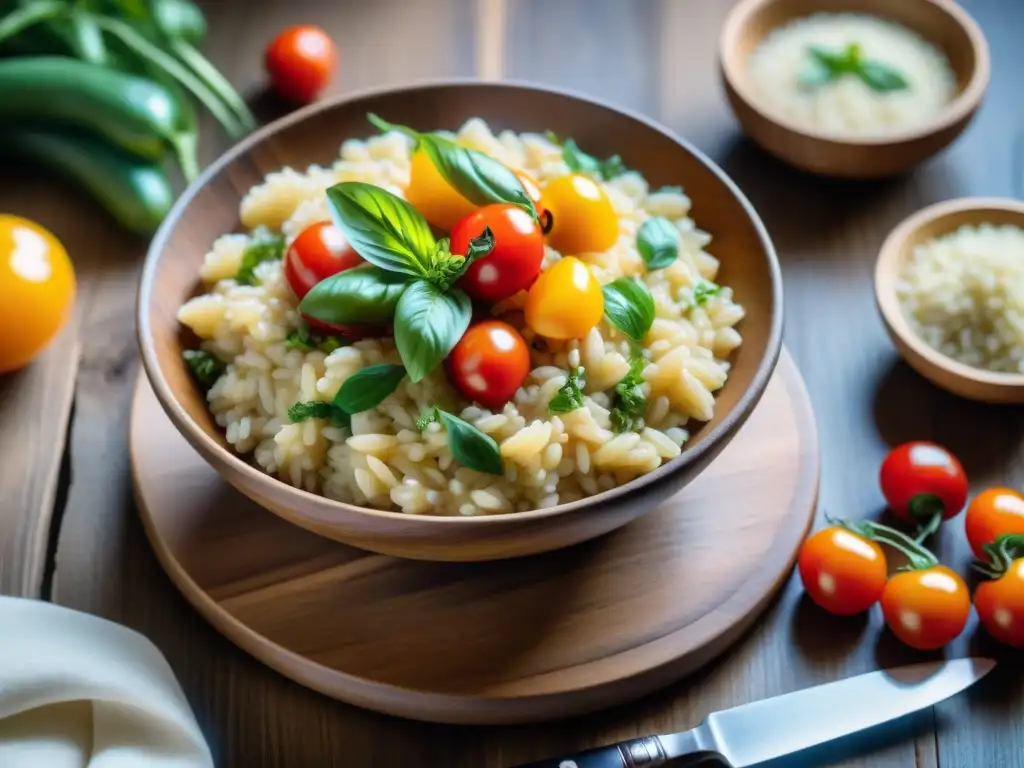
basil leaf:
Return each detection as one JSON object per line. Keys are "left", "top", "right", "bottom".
{"left": 236, "top": 226, "right": 285, "bottom": 285}
{"left": 288, "top": 401, "right": 351, "bottom": 429}
{"left": 326, "top": 181, "right": 434, "bottom": 277}
{"left": 183, "top": 349, "right": 224, "bottom": 388}
{"left": 437, "top": 409, "right": 503, "bottom": 475}
{"left": 333, "top": 364, "right": 405, "bottom": 414}
{"left": 637, "top": 217, "right": 680, "bottom": 270}
{"left": 798, "top": 56, "right": 835, "bottom": 88}
{"left": 549, "top": 367, "right": 586, "bottom": 413}
{"left": 394, "top": 280, "right": 472, "bottom": 383}
{"left": 418, "top": 134, "right": 537, "bottom": 219}
{"left": 693, "top": 280, "right": 722, "bottom": 306}
{"left": 858, "top": 60, "right": 909, "bottom": 93}
{"left": 602, "top": 277, "right": 656, "bottom": 341}
{"left": 298, "top": 265, "right": 409, "bottom": 327}
{"left": 546, "top": 131, "right": 627, "bottom": 180}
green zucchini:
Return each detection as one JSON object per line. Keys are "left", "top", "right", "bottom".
{"left": 0, "top": 56, "right": 196, "bottom": 175}
{"left": 4, "top": 126, "right": 175, "bottom": 235}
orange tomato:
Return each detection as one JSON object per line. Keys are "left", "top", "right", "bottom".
{"left": 965, "top": 488, "right": 1024, "bottom": 559}
{"left": 975, "top": 558, "right": 1024, "bottom": 648}
{"left": 542, "top": 173, "right": 618, "bottom": 255}
{"left": 797, "top": 526, "right": 888, "bottom": 616}
{"left": 880, "top": 566, "right": 971, "bottom": 650}
{"left": 0, "top": 215, "right": 75, "bottom": 373}
{"left": 264, "top": 25, "right": 337, "bottom": 104}
{"left": 405, "top": 148, "right": 477, "bottom": 231}
{"left": 524, "top": 256, "right": 603, "bottom": 340}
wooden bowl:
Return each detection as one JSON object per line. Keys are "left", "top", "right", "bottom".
{"left": 719, "top": 0, "right": 990, "bottom": 178}
{"left": 137, "top": 81, "right": 783, "bottom": 562}
{"left": 875, "top": 196, "right": 1024, "bottom": 403}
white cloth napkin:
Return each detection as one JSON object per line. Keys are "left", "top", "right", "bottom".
{"left": 0, "top": 596, "right": 214, "bottom": 768}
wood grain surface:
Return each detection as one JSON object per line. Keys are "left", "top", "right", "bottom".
{"left": 130, "top": 350, "right": 817, "bottom": 724}
{"left": 0, "top": 0, "right": 1020, "bottom": 766}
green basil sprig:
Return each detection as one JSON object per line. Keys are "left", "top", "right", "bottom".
{"left": 610, "top": 353, "right": 647, "bottom": 434}
{"left": 799, "top": 43, "right": 909, "bottom": 93}
{"left": 368, "top": 113, "right": 537, "bottom": 220}
{"left": 236, "top": 226, "right": 285, "bottom": 286}
{"left": 183, "top": 349, "right": 224, "bottom": 389}
{"left": 418, "top": 406, "right": 503, "bottom": 476}
{"left": 602, "top": 277, "right": 655, "bottom": 341}
{"left": 637, "top": 216, "right": 679, "bottom": 270}
{"left": 299, "top": 265, "right": 410, "bottom": 327}
{"left": 548, "top": 367, "right": 586, "bottom": 414}
{"left": 394, "top": 281, "right": 472, "bottom": 383}
{"left": 334, "top": 364, "right": 406, "bottom": 413}
{"left": 545, "top": 131, "right": 627, "bottom": 180}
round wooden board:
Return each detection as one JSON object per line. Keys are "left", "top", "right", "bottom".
{"left": 131, "top": 348, "right": 818, "bottom": 725}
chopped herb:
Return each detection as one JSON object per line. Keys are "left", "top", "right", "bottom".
{"left": 287, "top": 401, "right": 351, "bottom": 429}
{"left": 693, "top": 280, "right": 722, "bottom": 307}
{"left": 549, "top": 367, "right": 586, "bottom": 413}
{"left": 799, "top": 43, "right": 909, "bottom": 94}
{"left": 285, "top": 323, "right": 348, "bottom": 354}
{"left": 610, "top": 353, "right": 647, "bottom": 434}
{"left": 183, "top": 349, "right": 225, "bottom": 388}
{"left": 236, "top": 226, "right": 286, "bottom": 286}
{"left": 416, "top": 407, "right": 439, "bottom": 431}
{"left": 546, "top": 131, "right": 628, "bottom": 180}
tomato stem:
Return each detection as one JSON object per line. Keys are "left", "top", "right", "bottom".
{"left": 827, "top": 513, "right": 938, "bottom": 570}
{"left": 907, "top": 492, "right": 944, "bottom": 523}
{"left": 540, "top": 209, "right": 554, "bottom": 235}
{"left": 913, "top": 510, "right": 942, "bottom": 545}
{"left": 977, "top": 533, "right": 1024, "bottom": 578}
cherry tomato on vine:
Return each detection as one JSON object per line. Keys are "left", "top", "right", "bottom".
{"left": 975, "top": 558, "right": 1024, "bottom": 648}
{"left": 542, "top": 174, "right": 618, "bottom": 255}
{"left": 513, "top": 169, "right": 548, "bottom": 227}
{"left": 284, "top": 221, "right": 363, "bottom": 300}
{"left": 879, "top": 442, "right": 968, "bottom": 527}
{"left": 406, "top": 149, "right": 476, "bottom": 231}
{"left": 524, "top": 256, "right": 604, "bottom": 340}
{"left": 880, "top": 566, "right": 970, "bottom": 650}
{"left": 447, "top": 320, "right": 530, "bottom": 410}
{"left": 797, "top": 526, "right": 888, "bottom": 615}
{"left": 265, "top": 25, "right": 337, "bottom": 104}
{"left": 451, "top": 204, "right": 544, "bottom": 303}
{"left": 965, "top": 488, "right": 1024, "bottom": 559}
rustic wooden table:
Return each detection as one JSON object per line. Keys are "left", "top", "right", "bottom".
{"left": 2, "top": 1, "right": 1022, "bottom": 766}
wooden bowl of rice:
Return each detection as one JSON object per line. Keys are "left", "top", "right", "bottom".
{"left": 137, "top": 81, "right": 783, "bottom": 562}
{"left": 719, "top": 0, "right": 990, "bottom": 178}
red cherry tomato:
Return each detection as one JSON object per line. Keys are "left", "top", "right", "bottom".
{"left": 265, "top": 25, "right": 337, "bottom": 104}
{"left": 965, "top": 488, "right": 1024, "bottom": 559}
{"left": 880, "top": 566, "right": 971, "bottom": 650}
{"left": 975, "top": 558, "right": 1024, "bottom": 647}
{"left": 879, "top": 442, "right": 968, "bottom": 525}
{"left": 797, "top": 526, "right": 888, "bottom": 615}
{"left": 447, "top": 320, "right": 530, "bottom": 410}
{"left": 451, "top": 204, "right": 544, "bottom": 303}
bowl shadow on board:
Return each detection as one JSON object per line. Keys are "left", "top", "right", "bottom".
{"left": 871, "top": 356, "right": 1024, "bottom": 479}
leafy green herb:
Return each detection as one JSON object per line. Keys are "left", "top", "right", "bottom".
{"left": 549, "top": 367, "right": 586, "bottom": 413}
{"left": 285, "top": 323, "right": 347, "bottom": 354}
{"left": 369, "top": 114, "right": 537, "bottom": 220}
{"left": 183, "top": 349, "right": 224, "bottom": 388}
{"left": 602, "top": 277, "right": 656, "bottom": 341}
{"left": 424, "top": 227, "right": 495, "bottom": 291}
{"left": 287, "top": 400, "right": 351, "bottom": 429}
{"left": 545, "top": 131, "right": 627, "bottom": 180}
{"left": 333, "top": 364, "right": 406, "bottom": 414}
{"left": 394, "top": 280, "right": 472, "bottom": 383}
{"left": 298, "top": 265, "right": 410, "bottom": 328}
{"left": 692, "top": 280, "right": 722, "bottom": 307}
{"left": 610, "top": 353, "right": 647, "bottom": 434}
{"left": 235, "top": 227, "right": 285, "bottom": 286}
{"left": 417, "top": 406, "right": 503, "bottom": 475}
{"left": 799, "top": 43, "right": 909, "bottom": 93}
{"left": 637, "top": 217, "right": 680, "bottom": 270}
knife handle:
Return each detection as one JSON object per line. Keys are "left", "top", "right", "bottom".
{"left": 510, "top": 737, "right": 733, "bottom": 768}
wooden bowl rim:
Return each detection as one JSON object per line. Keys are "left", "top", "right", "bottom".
{"left": 137, "top": 77, "right": 784, "bottom": 526}
{"left": 719, "top": 0, "right": 991, "bottom": 147}
{"left": 875, "top": 196, "right": 1024, "bottom": 391}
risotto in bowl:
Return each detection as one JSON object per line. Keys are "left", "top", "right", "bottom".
{"left": 138, "top": 82, "right": 782, "bottom": 561}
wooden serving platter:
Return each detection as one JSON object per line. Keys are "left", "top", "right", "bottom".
{"left": 130, "top": 348, "right": 818, "bottom": 725}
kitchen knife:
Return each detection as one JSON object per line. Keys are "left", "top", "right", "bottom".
{"left": 511, "top": 657, "right": 994, "bottom": 768}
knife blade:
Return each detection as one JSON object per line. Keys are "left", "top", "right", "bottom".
{"left": 511, "top": 657, "right": 994, "bottom": 768}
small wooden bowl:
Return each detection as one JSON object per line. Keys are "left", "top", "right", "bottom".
{"left": 875, "top": 197, "right": 1024, "bottom": 403}
{"left": 137, "top": 81, "right": 783, "bottom": 562}
{"left": 719, "top": 0, "right": 990, "bottom": 178}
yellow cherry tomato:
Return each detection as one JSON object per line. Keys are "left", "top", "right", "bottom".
{"left": 525, "top": 256, "right": 603, "bottom": 340}
{"left": 405, "top": 148, "right": 477, "bottom": 231}
{"left": 542, "top": 173, "right": 619, "bottom": 255}
{"left": 0, "top": 215, "right": 75, "bottom": 373}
